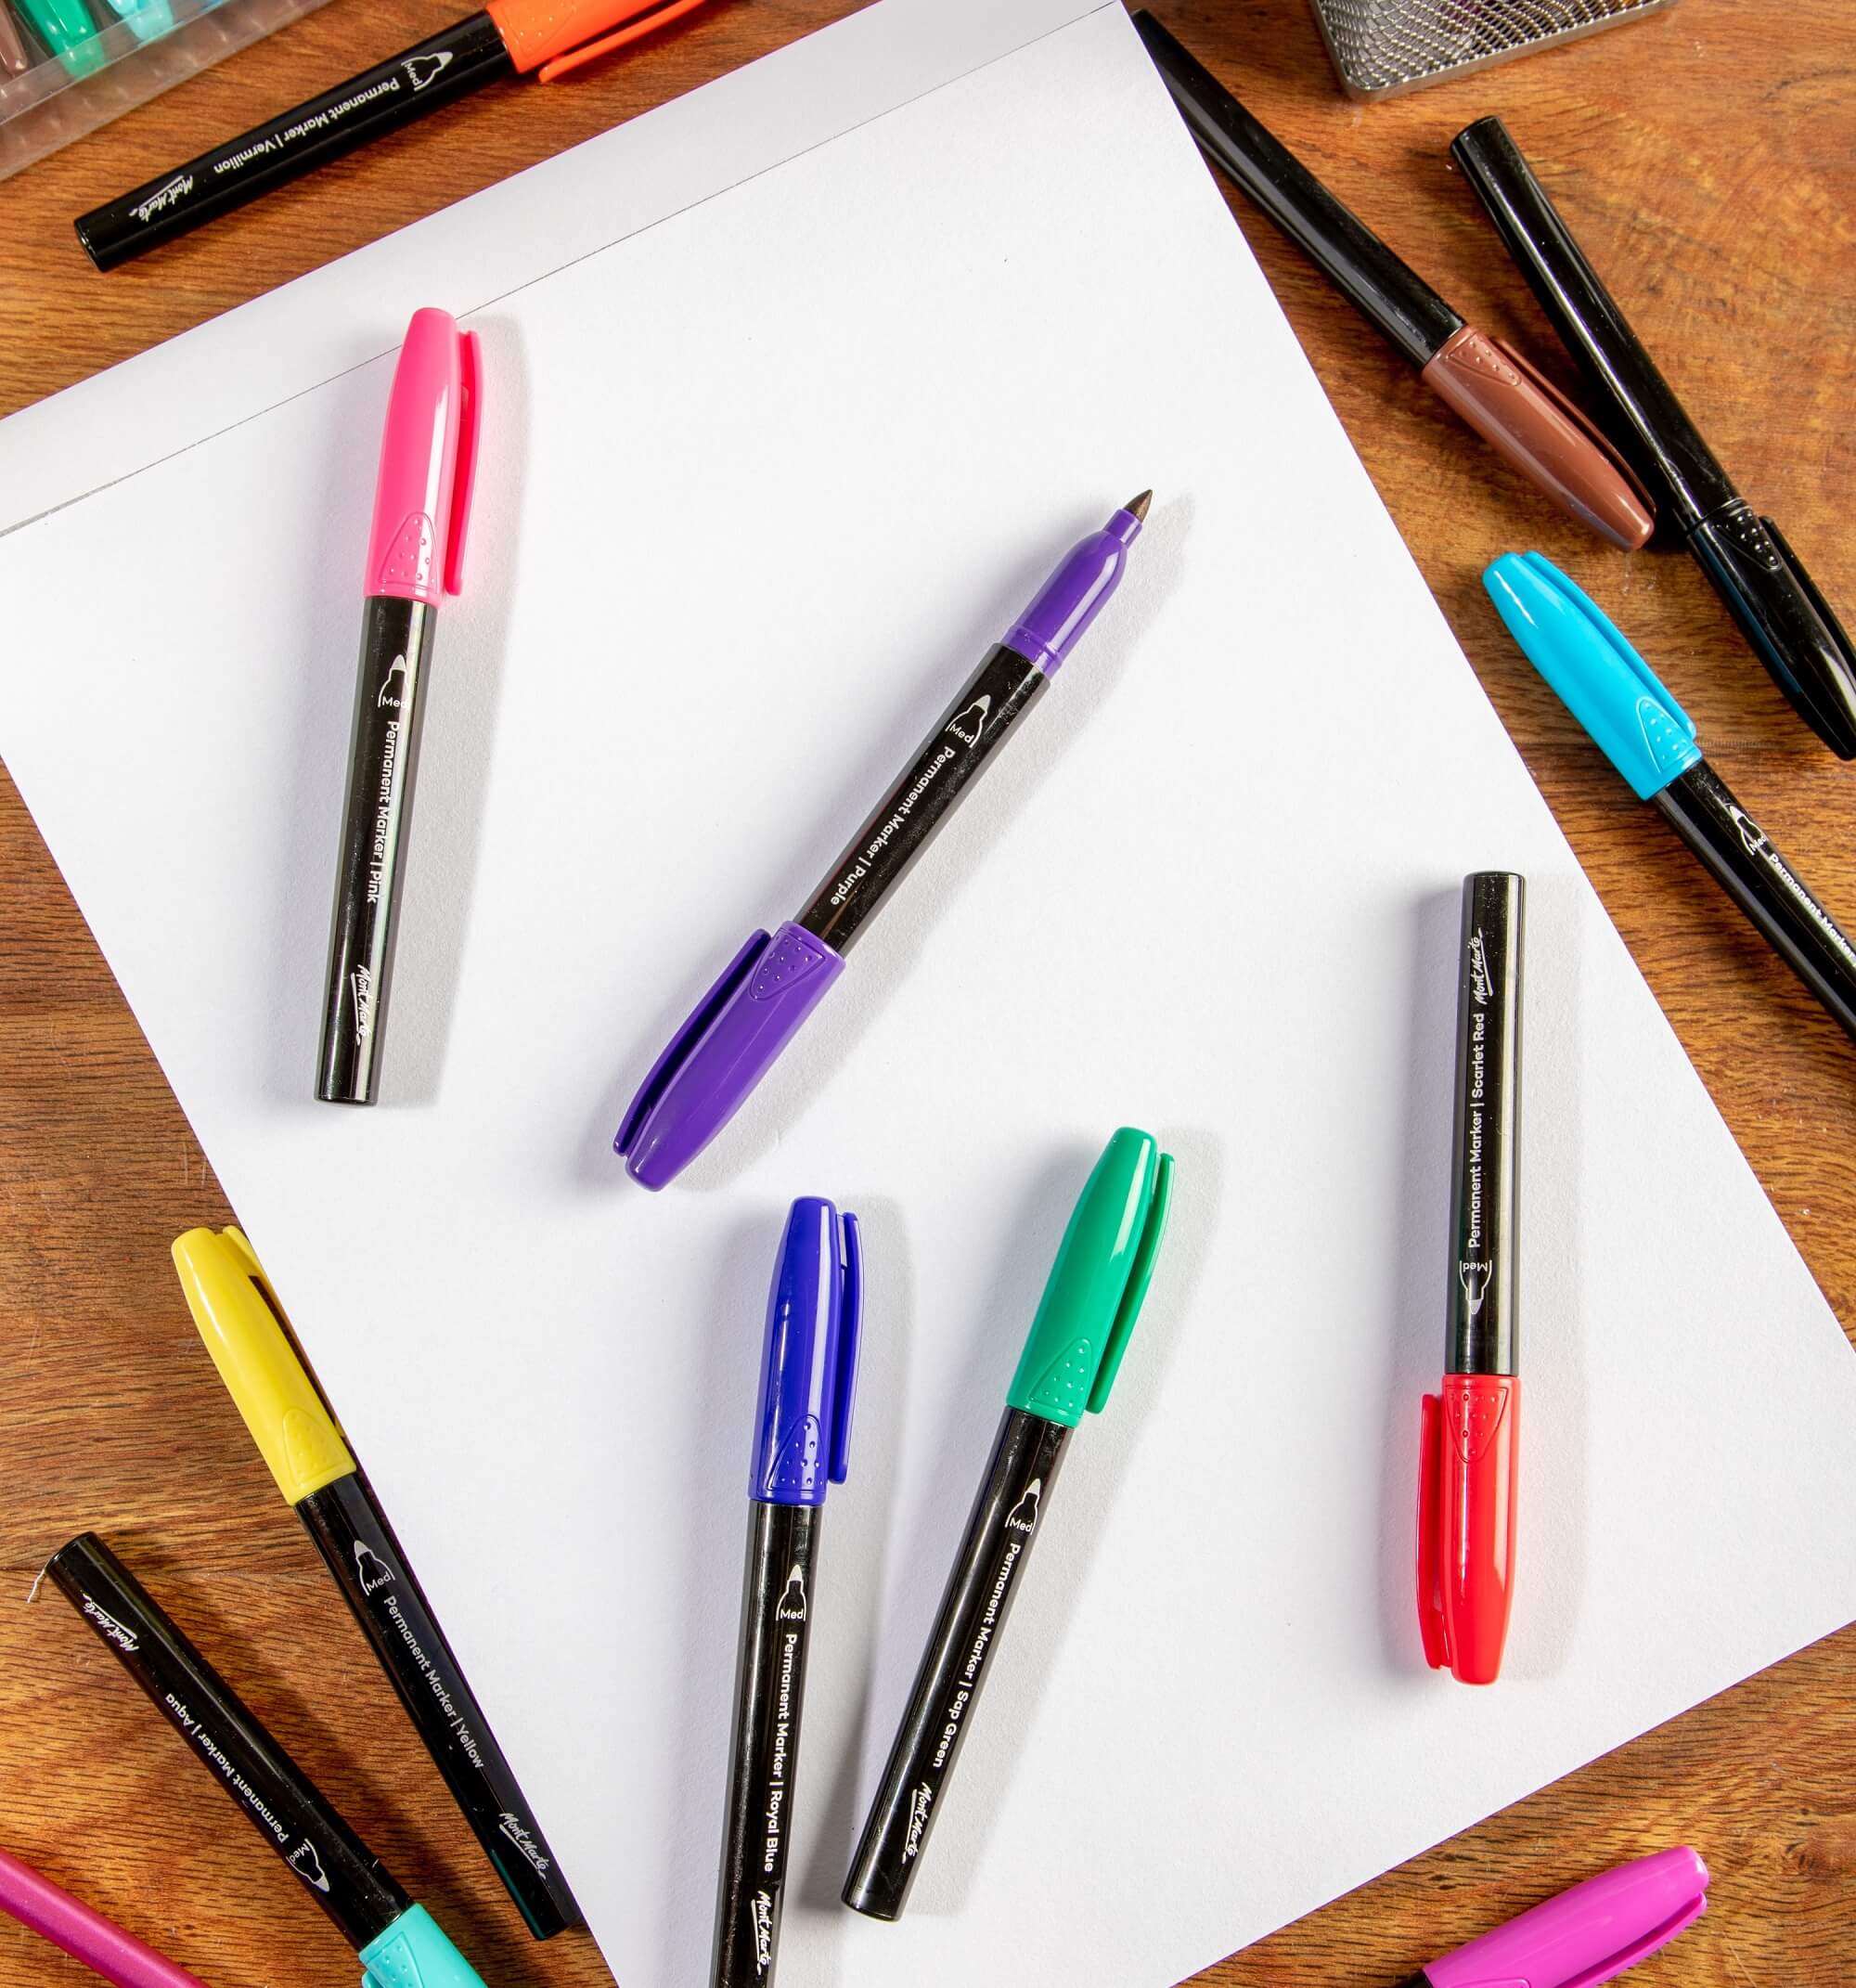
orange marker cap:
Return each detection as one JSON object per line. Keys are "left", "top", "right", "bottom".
{"left": 486, "top": 0, "right": 708, "bottom": 83}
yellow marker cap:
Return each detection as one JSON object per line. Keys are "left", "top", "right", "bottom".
{"left": 172, "top": 1227, "right": 355, "bottom": 1504}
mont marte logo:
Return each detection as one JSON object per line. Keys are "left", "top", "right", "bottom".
{"left": 353, "top": 1542, "right": 396, "bottom": 1597}
{"left": 498, "top": 1812, "right": 551, "bottom": 1875}
{"left": 350, "top": 964, "right": 375, "bottom": 1046}
{"left": 402, "top": 51, "right": 453, "bottom": 90}
{"left": 1458, "top": 1259, "right": 1492, "bottom": 1321}
{"left": 946, "top": 694, "right": 990, "bottom": 747}
{"left": 1467, "top": 928, "right": 1494, "bottom": 1006}
{"left": 80, "top": 1595, "right": 139, "bottom": 1653}
{"left": 131, "top": 174, "right": 193, "bottom": 225}
{"left": 775, "top": 1565, "right": 807, "bottom": 1622}
{"left": 289, "top": 1840, "right": 331, "bottom": 1892}
{"left": 750, "top": 1891, "right": 775, "bottom": 1973}
{"left": 376, "top": 652, "right": 409, "bottom": 709}
{"left": 1004, "top": 1479, "right": 1041, "bottom": 1535}
{"left": 903, "top": 1783, "right": 934, "bottom": 1860}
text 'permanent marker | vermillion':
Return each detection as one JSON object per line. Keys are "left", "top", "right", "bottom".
{"left": 172, "top": 1225, "right": 581, "bottom": 1938}
{"left": 1416, "top": 871, "right": 1523, "bottom": 1686}
{"left": 712, "top": 1198, "right": 861, "bottom": 1988}
{"left": 1452, "top": 117, "right": 1856, "bottom": 758}
{"left": 1132, "top": 14, "right": 1653, "bottom": 549}
{"left": 76, "top": 0, "right": 712, "bottom": 268}
{"left": 1398, "top": 1845, "right": 1708, "bottom": 1988}
{"left": 318, "top": 308, "right": 480, "bottom": 1106}
{"left": 47, "top": 1533, "right": 490, "bottom": 1988}
{"left": 844, "top": 1128, "right": 1172, "bottom": 1920}
{"left": 617, "top": 497, "right": 1151, "bottom": 1189}
{"left": 1486, "top": 552, "right": 1856, "bottom": 1043}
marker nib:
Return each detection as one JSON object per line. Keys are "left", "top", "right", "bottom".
{"left": 1123, "top": 490, "right": 1153, "bottom": 522}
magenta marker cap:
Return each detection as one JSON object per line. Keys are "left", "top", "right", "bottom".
{"left": 1414, "top": 1846, "right": 1708, "bottom": 1988}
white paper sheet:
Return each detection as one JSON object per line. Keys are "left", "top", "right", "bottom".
{"left": 4, "top": 5, "right": 1854, "bottom": 1985}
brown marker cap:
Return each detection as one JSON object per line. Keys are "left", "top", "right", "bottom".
{"left": 1423, "top": 326, "right": 1655, "bottom": 549}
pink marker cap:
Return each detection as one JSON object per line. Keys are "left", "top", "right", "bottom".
{"left": 363, "top": 307, "right": 482, "bottom": 606}
{"left": 0, "top": 1846, "right": 211, "bottom": 1988}
{"left": 1423, "top": 1846, "right": 1708, "bottom": 1988}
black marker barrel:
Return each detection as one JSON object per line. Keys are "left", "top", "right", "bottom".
{"left": 843, "top": 1408, "right": 1069, "bottom": 1921}
{"left": 296, "top": 1472, "right": 580, "bottom": 1936}
{"left": 47, "top": 1533, "right": 408, "bottom": 1950}
{"left": 317, "top": 597, "right": 437, "bottom": 1104}
{"left": 1654, "top": 764, "right": 1856, "bottom": 1042}
{"left": 794, "top": 645, "right": 1048, "bottom": 955}
{"left": 713, "top": 1504, "right": 820, "bottom": 1987}
{"left": 76, "top": 16, "right": 516, "bottom": 270}
{"left": 1448, "top": 872, "right": 1523, "bottom": 1377}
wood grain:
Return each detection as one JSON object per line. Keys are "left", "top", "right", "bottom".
{"left": 3, "top": 1, "right": 1854, "bottom": 1982}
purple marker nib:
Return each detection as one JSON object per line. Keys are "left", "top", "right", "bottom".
{"left": 1004, "top": 497, "right": 1149, "bottom": 674}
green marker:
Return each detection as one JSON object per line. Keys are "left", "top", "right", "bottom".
{"left": 843, "top": 1126, "right": 1174, "bottom": 1921}
{"left": 14, "top": 0, "right": 105, "bottom": 77}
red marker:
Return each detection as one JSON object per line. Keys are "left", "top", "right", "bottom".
{"left": 1417, "top": 872, "right": 1524, "bottom": 1685}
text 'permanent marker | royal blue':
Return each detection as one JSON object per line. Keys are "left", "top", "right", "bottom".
{"left": 712, "top": 1198, "right": 861, "bottom": 1988}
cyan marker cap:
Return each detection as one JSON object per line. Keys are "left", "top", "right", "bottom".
{"left": 360, "top": 1904, "right": 488, "bottom": 1988}
{"left": 1484, "top": 551, "right": 1704, "bottom": 800}
{"left": 1006, "top": 1128, "right": 1174, "bottom": 1428}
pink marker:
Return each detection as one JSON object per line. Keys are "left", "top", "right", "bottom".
{"left": 1407, "top": 1847, "right": 1709, "bottom": 1988}
{"left": 316, "top": 308, "right": 482, "bottom": 1106}
{"left": 0, "top": 1847, "right": 210, "bottom": 1988}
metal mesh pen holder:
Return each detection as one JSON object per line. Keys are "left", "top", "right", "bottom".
{"left": 1307, "top": 0, "right": 1680, "bottom": 99}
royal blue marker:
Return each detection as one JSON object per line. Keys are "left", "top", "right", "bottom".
{"left": 711, "top": 1198, "right": 862, "bottom": 1988}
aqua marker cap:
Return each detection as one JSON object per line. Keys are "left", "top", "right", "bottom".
{"left": 1006, "top": 1127, "right": 1174, "bottom": 1426}
{"left": 1484, "top": 551, "right": 1704, "bottom": 800}
{"left": 753, "top": 1197, "right": 863, "bottom": 1504}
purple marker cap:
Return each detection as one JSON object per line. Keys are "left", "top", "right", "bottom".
{"left": 615, "top": 923, "right": 846, "bottom": 1191}
{"left": 752, "top": 1198, "right": 863, "bottom": 1506}
{"left": 1002, "top": 497, "right": 1146, "bottom": 675}
{"left": 1418, "top": 1846, "right": 1708, "bottom": 1988}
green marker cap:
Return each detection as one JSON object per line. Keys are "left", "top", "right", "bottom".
{"left": 1005, "top": 1127, "right": 1174, "bottom": 1427}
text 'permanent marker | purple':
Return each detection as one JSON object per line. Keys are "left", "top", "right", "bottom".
{"left": 615, "top": 495, "right": 1151, "bottom": 1188}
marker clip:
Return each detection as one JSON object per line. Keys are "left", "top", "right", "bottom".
{"left": 829, "top": 1212, "right": 863, "bottom": 1484}
{"left": 444, "top": 329, "right": 483, "bottom": 597}
{"left": 536, "top": 0, "right": 710, "bottom": 81}
{"left": 1414, "top": 1391, "right": 1449, "bottom": 1670}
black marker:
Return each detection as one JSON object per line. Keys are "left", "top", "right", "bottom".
{"left": 1453, "top": 115, "right": 1856, "bottom": 759}
{"left": 844, "top": 1129, "right": 1172, "bottom": 1921}
{"left": 47, "top": 1533, "right": 493, "bottom": 1987}
{"left": 173, "top": 1224, "right": 581, "bottom": 1939}
{"left": 1488, "top": 553, "right": 1856, "bottom": 1041}
{"left": 712, "top": 1199, "right": 861, "bottom": 1987}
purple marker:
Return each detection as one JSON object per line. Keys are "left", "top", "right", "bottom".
{"left": 617, "top": 494, "right": 1152, "bottom": 1188}
{"left": 1403, "top": 1846, "right": 1709, "bottom": 1988}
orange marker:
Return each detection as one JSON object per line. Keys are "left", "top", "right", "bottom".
{"left": 78, "top": 0, "right": 711, "bottom": 270}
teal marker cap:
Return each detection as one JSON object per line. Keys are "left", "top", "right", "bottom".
{"left": 1005, "top": 1127, "right": 1174, "bottom": 1427}
{"left": 359, "top": 1905, "right": 488, "bottom": 1988}
{"left": 1484, "top": 550, "right": 1704, "bottom": 800}
{"left": 12, "top": 0, "right": 106, "bottom": 74}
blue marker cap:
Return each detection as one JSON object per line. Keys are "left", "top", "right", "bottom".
{"left": 750, "top": 1198, "right": 862, "bottom": 1506}
{"left": 1484, "top": 551, "right": 1705, "bottom": 800}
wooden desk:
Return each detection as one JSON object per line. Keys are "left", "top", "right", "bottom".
{"left": 2, "top": 1, "right": 1852, "bottom": 1982}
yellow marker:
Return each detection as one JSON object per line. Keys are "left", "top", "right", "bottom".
{"left": 171, "top": 1225, "right": 581, "bottom": 1937}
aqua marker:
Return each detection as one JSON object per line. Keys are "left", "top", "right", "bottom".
{"left": 843, "top": 1128, "right": 1174, "bottom": 1920}
{"left": 1486, "top": 551, "right": 1856, "bottom": 1043}
{"left": 47, "top": 1533, "right": 490, "bottom": 1988}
